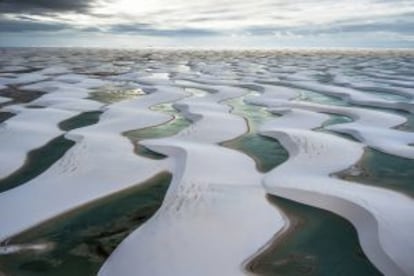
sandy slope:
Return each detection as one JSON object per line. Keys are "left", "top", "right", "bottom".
{"left": 0, "top": 85, "right": 186, "bottom": 241}
{"left": 99, "top": 83, "right": 285, "bottom": 276}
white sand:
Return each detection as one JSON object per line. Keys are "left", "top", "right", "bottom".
{"left": 0, "top": 74, "right": 108, "bottom": 179}
{"left": 237, "top": 82, "right": 414, "bottom": 275}
{"left": 281, "top": 101, "right": 414, "bottom": 159}
{"left": 99, "top": 84, "right": 285, "bottom": 276}
{"left": 281, "top": 80, "right": 414, "bottom": 113}
{"left": 0, "top": 85, "right": 186, "bottom": 241}
{"left": 261, "top": 127, "right": 414, "bottom": 276}
{"left": 245, "top": 84, "right": 414, "bottom": 159}
{"left": 1, "top": 52, "right": 413, "bottom": 276}
{"left": 0, "top": 106, "right": 75, "bottom": 178}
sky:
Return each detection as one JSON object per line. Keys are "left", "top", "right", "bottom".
{"left": 0, "top": 0, "right": 413, "bottom": 48}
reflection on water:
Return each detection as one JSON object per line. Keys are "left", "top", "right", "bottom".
{"left": 224, "top": 95, "right": 380, "bottom": 275}
{"left": 0, "top": 172, "right": 172, "bottom": 276}
{"left": 226, "top": 96, "right": 272, "bottom": 130}
{"left": 59, "top": 111, "right": 102, "bottom": 131}
{"left": 394, "top": 112, "right": 414, "bottom": 132}
{"left": 222, "top": 95, "right": 289, "bottom": 172}
{"left": 338, "top": 148, "right": 414, "bottom": 197}
{"left": 222, "top": 134, "right": 288, "bottom": 173}
{"left": 322, "top": 114, "right": 353, "bottom": 127}
{"left": 1, "top": 49, "right": 412, "bottom": 276}
{"left": 248, "top": 195, "right": 382, "bottom": 276}
{"left": 124, "top": 103, "right": 191, "bottom": 159}
{"left": 0, "top": 111, "right": 14, "bottom": 123}
{"left": 89, "top": 85, "right": 144, "bottom": 104}
{"left": 296, "top": 90, "right": 349, "bottom": 107}
{"left": 0, "top": 86, "right": 45, "bottom": 106}
{"left": 0, "top": 111, "right": 104, "bottom": 193}
{"left": 0, "top": 136, "right": 74, "bottom": 193}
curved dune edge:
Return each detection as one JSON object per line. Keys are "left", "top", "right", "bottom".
{"left": 0, "top": 51, "right": 412, "bottom": 276}
{"left": 0, "top": 106, "right": 77, "bottom": 179}
{"left": 331, "top": 71, "right": 414, "bottom": 100}
{"left": 261, "top": 127, "right": 414, "bottom": 276}
{"left": 0, "top": 75, "right": 106, "bottom": 180}
{"left": 279, "top": 80, "right": 414, "bottom": 113}
{"left": 282, "top": 101, "right": 414, "bottom": 159}
{"left": 0, "top": 85, "right": 187, "bottom": 242}
{"left": 98, "top": 85, "right": 285, "bottom": 276}
{"left": 243, "top": 83, "right": 414, "bottom": 275}
{"left": 266, "top": 186, "right": 401, "bottom": 274}
{"left": 244, "top": 85, "right": 414, "bottom": 159}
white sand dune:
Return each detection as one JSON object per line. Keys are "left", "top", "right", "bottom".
{"left": 0, "top": 85, "right": 186, "bottom": 241}
{"left": 0, "top": 50, "right": 413, "bottom": 276}
{"left": 245, "top": 84, "right": 298, "bottom": 105}
{"left": 0, "top": 75, "right": 108, "bottom": 179}
{"left": 0, "top": 72, "right": 49, "bottom": 86}
{"left": 36, "top": 66, "right": 71, "bottom": 76}
{"left": 263, "top": 108, "right": 331, "bottom": 129}
{"left": 0, "top": 106, "right": 76, "bottom": 179}
{"left": 244, "top": 85, "right": 414, "bottom": 159}
{"left": 283, "top": 101, "right": 414, "bottom": 159}
{"left": 99, "top": 84, "right": 284, "bottom": 276}
{"left": 100, "top": 69, "right": 414, "bottom": 276}
{"left": 238, "top": 82, "right": 414, "bottom": 275}
{"left": 333, "top": 73, "right": 414, "bottom": 100}
{"left": 261, "top": 127, "right": 414, "bottom": 276}
{"left": 281, "top": 80, "right": 414, "bottom": 113}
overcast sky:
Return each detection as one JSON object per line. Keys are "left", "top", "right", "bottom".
{"left": 0, "top": 0, "right": 413, "bottom": 48}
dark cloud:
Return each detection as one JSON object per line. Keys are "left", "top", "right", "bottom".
{"left": 0, "top": 17, "right": 68, "bottom": 32}
{"left": 243, "top": 13, "right": 414, "bottom": 37}
{"left": 188, "top": 14, "right": 245, "bottom": 23}
{"left": 108, "top": 24, "right": 219, "bottom": 36}
{"left": 0, "top": 0, "right": 96, "bottom": 14}
{"left": 324, "top": 22, "right": 414, "bottom": 35}
{"left": 0, "top": 0, "right": 411, "bottom": 48}
{"left": 244, "top": 26, "right": 286, "bottom": 35}
{"left": 0, "top": 17, "right": 218, "bottom": 36}
{"left": 80, "top": 26, "right": 103, "bottom": 32}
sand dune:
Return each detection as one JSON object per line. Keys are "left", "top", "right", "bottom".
{"left": 0, "top": 49, "right": 413, "bottom": 276}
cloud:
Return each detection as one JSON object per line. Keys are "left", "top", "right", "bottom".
{"left": 0, "top": 0, "right": 413, "bottom": 48}
{"left": 241, "top": 11, "right": 414, "bottom": 37}
{"left": 0, "top": 17, "right": 68, "bottom": 32}
{"left": 323, "top": 15, "right": 414, "bottom": 35}
{"left": 108, "top": 24, "right": 218, "bottom": 36}
{"left": 0, "top": 0, "right": 97, "bottom": 14}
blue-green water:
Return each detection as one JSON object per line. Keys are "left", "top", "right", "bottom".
{"left": 223, "top": 95, "right": 380, "bottom": 275}
{"left": 0, "top": 136, "right": 75, "bottom": 193}
{"left": 317, "top": 115, "right": 360, "bottom": 142}
{"left": 59, "top": 111, "right": 102, "bottom": 131}
{"left": 0, "top": 86, "right": 45, "bottom": 106}
{"left": 0, "top": 172, "right": 172, "bottom": 276}
{"left": 395, "top": 112, "right": 414, "bottom": 132}
{"left": 124, "top": 103, "right": 191, "bottom": 160}
{"left": 322, "top": 114, "right": 353, "bottom": 127}
{"left": 0, "top": 111, "right": 14, "bottom": 123}
{"left": 89, "top": 85, "right": 144, "bottom": 104}
{"left": 295, "top": 90, "right": 350, "bottom": 107}
{"left": 126, "top": 104, "right": 191, "bottom": 141}
{"left": 222, "top": 134, "right": 288, "bottom": 173}
{"left": 0, "top": 111, "right": 103, "bottom": 193}
{"left": 248, "top": 195, "right": 382, "bottom": 276}
{"left": 222, "top": 96, "right": 289, "bottom": 172}
{"left": 337, "top": 148, "right": 414, "bottom": 197}
{"left": 1, "top": 49, "right": 411, "bottom": 276}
